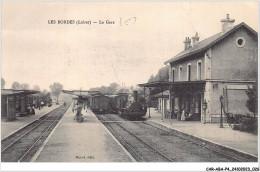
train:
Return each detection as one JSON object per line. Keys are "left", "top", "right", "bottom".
{"left": 62, "top": 89, "right": 147, "bottom": 119}
{"left": 89, "top": 91, "right": 147, "bottom": 119}
{"left": 89, "top": 95, "right": 111, "bottom": 114}
{"left": 118, "top": 91, "right": 147, "bottom": 120}
{"left": 107, "top": 93, "right": 129, "bottom": 114}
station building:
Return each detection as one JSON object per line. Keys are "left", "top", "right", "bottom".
{"left": 165, "top": 14, "right": 257, "bottom": 123}
{"left": 140, "top": 15, "right": 257, "bottom": 123}
{"left": 1, "top": 89, "right": 39, "bottom": 121}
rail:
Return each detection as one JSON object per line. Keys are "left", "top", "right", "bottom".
{"left": 1, "top": 104, "right": 70, "bottom": 162}
{"left": 99, "top": 115, "right": 173, "bottom": 162}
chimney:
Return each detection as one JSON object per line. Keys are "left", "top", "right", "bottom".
{"left": 192, "top": 32, "right": 200, "bottom": 46}
{"left": 184, "top": 37, "right": 191, "bottom": 50}
{"left": 221, "top": 14, "right": 235, "bottom": 34}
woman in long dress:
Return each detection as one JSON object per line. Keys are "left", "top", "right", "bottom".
{"left": 181, "top": 109, "right": 186, "bottom": 121}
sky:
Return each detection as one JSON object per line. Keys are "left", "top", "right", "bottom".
{"left": 1, "top": 1, "right": 258, "bottom": 91}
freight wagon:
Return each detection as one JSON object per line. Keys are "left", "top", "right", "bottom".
{"left": 89, "top": 95, "right": 110, "bottom": 114}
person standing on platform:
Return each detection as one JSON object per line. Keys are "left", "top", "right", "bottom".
{"left": 41, "top": 101, "right": 44, "bottom": 108}
{"left": 181, "top": 109, "right": 186, "bottom": 121}
{"left": 74, "top": 98, "right": 83, "bottom": 120}
{"left": 37, "top": 100, "right": 41, "bottom": 110}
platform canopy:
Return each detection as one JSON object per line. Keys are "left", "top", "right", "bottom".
{"left": 139, "top": 81, "right": 205, "bottom": 87}
{"left": 138, "top": 81, "right": 206, "bottom": 91}
{"left": 138, "top": 81, "right": 206, "bottom": 96}
{"left": 154, "top": 90, "right": 169, "bottom": 98}
{"left": 62, "top": 89, "right": 102, "bottom": 98}
{"left": 1, "top": 89, "right": 39, "bottom": 96}
{"left": 138, "top": 81, "right": 170, "bottom": 88}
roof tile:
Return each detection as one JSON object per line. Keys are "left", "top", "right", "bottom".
{"left": 165, "top": 22, "right": 257, "bottom": 64}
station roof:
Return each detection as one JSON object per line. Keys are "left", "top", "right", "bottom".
{"left": 138, "top": 81, "right": 170, "bottom": 88}
{"left": 62, "top": 89, "right": 103, "bottom": 98}
{"left": 154, "top": 90, "right": 169, "bottom": 98}
{"left": 138, "top": 81, "right": 206, "bottom": 88}
{"left": 106, "top": 94, "right": 118, "bottom": 98}
{"left": 164, "top": 22, "right": 258, "bottom": 64}
{"left": 117, "top": 92, "right": 129, "bottom": 95}
{"left": 1, "top": 89, "right": 39, "bottom": 96}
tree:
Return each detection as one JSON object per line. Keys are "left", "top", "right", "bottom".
{"left": 117, "top": 88, "right": 129, "bottom": 93}
{"left": 1, "top": 78, "right": 5, "bottom": 88}
{"left": 246, "top": 84, "right": 257, "bottom": 117}
{"left": 147, "top": 66, "right": 169, "bottom": 83}
{"left": 148, "top": 75, "right": 156, "bottom": 83}
{"left": 89, "top": 82, "right": 128, "bottom": 95}
{"left": 157, "top": 66, "right": 169, "bottom": 81}
{"left": 33, "top": 85, "right": 41, "bottom": 91}
{"left": 89, "top": 87, "right": 100, "bottom": 92}
{"left": 49, "top": 82, "right": 63, "bottom": 102}
{"left": 145, "top": 66, "right": 169, "bottom": 97}
{"left": 12, "top": 81, "right": 21, "bottom": 90}
{"left": 99, "top": 86, "right": 107, "bottom": 94}
{"left": 20, "top": 83, "right": 30, "bottom": 90}
{"left": 42, "top": 89, "right": 49, "bottom": 94}
{"left": 107, "top": 82, "right": 120, "bottom": 94}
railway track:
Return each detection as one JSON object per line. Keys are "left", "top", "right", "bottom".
{"left": 1, "top": 104, "right": 71, "bottom": 162}
{"left": 139, "top": 121, "right": 257, "bottom": 162}
{"left": 96, "top": 114, "right": 257, "bottom": 162}
{"left": 97, "top": 115, "right": 173, "bottom": 162}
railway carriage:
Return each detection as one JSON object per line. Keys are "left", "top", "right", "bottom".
{"left": 107, "top": 93, "right": 129, "bottom": 114}
{"left": 115, "top": 93, "right": 129, "bottom": 113}
{"left": 91, "top": 91, "right": 146, "bottom": 119}
{"left": 61, "top": 89, "right": 147, "bottom": 119}
{"left": 90, "top": 95, "right": 111, "bottom": 114}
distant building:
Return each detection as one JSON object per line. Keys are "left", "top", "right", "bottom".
{"left": 154, "top": 90, "right": 169, "bottom": 115}
{"left": 164, "top": 14, "right": 257, "bottom": 122}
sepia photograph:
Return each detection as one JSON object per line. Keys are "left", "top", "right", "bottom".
{"left": 1, "top": 1, "right": 259, "bottom": 171}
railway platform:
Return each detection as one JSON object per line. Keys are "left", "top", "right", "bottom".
{"left": 33, "top": 105, "right": 134, "bottom": 162}
{"left": 145, "top": 108, "right": 258, "bottom": 157}
{"left": 1, "top": 104, "right": 61, "bottom": 140}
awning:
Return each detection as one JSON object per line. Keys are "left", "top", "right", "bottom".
{"left": 138, "top": 81, "right": 206, "bottom": 88}
{"left": 1, "top": 89, "right": 39, "bottom": 96}
{"left": 154, "top": 90, "right": 169, "bottom": 98}
{"left": 62, "top": 90, "right": 103, "bottom": 98}
{"left": 138, "top": 81, "right": 170, "bottom": 87}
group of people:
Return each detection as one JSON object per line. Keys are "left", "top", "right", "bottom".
{"left": 36, "top": 101, "right": 45, "bottom": 110}
{"left": 72, "top": 98, "right": 87, "bottom": 120}
{"left": 26, "top": 104, "right": 35, "bottom": 115}
{"left": 26, "top": 100, "right": 45, "bottom": 115}
{"left": 180, "top": 109, "right": 193, "bottom": 121}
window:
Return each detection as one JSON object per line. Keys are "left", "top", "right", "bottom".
{"left": 236, "top": 37, "right": 245, "bottom": 48}
{"left": 187, "top": 63, "right": 191, "bottom": 81}
{"left": 197, "top": 61, "right": 202, "bottom": 80}
{"left": 179, "top": 66, "right": 182, "bottom": 81}
{"left": 172, "top": 69, "right": 175, "bottom": 82}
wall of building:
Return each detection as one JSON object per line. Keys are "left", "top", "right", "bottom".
{"left": 1, "top": 95, "right": 7, "bottom": 118}
{"left": 171, "top": 54, "right": 205, "bottom": 82}
{"left": 20, "top": 95, "right": 26, "bottom": 114}
{"left": 208, "top": 82, "right": 253, "bottom": 123}
{"left": 5, "top": 95, "right": 17, "bottom": 120}
{"left": 211, "top": 27, "right": 258, "bottom": 81}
